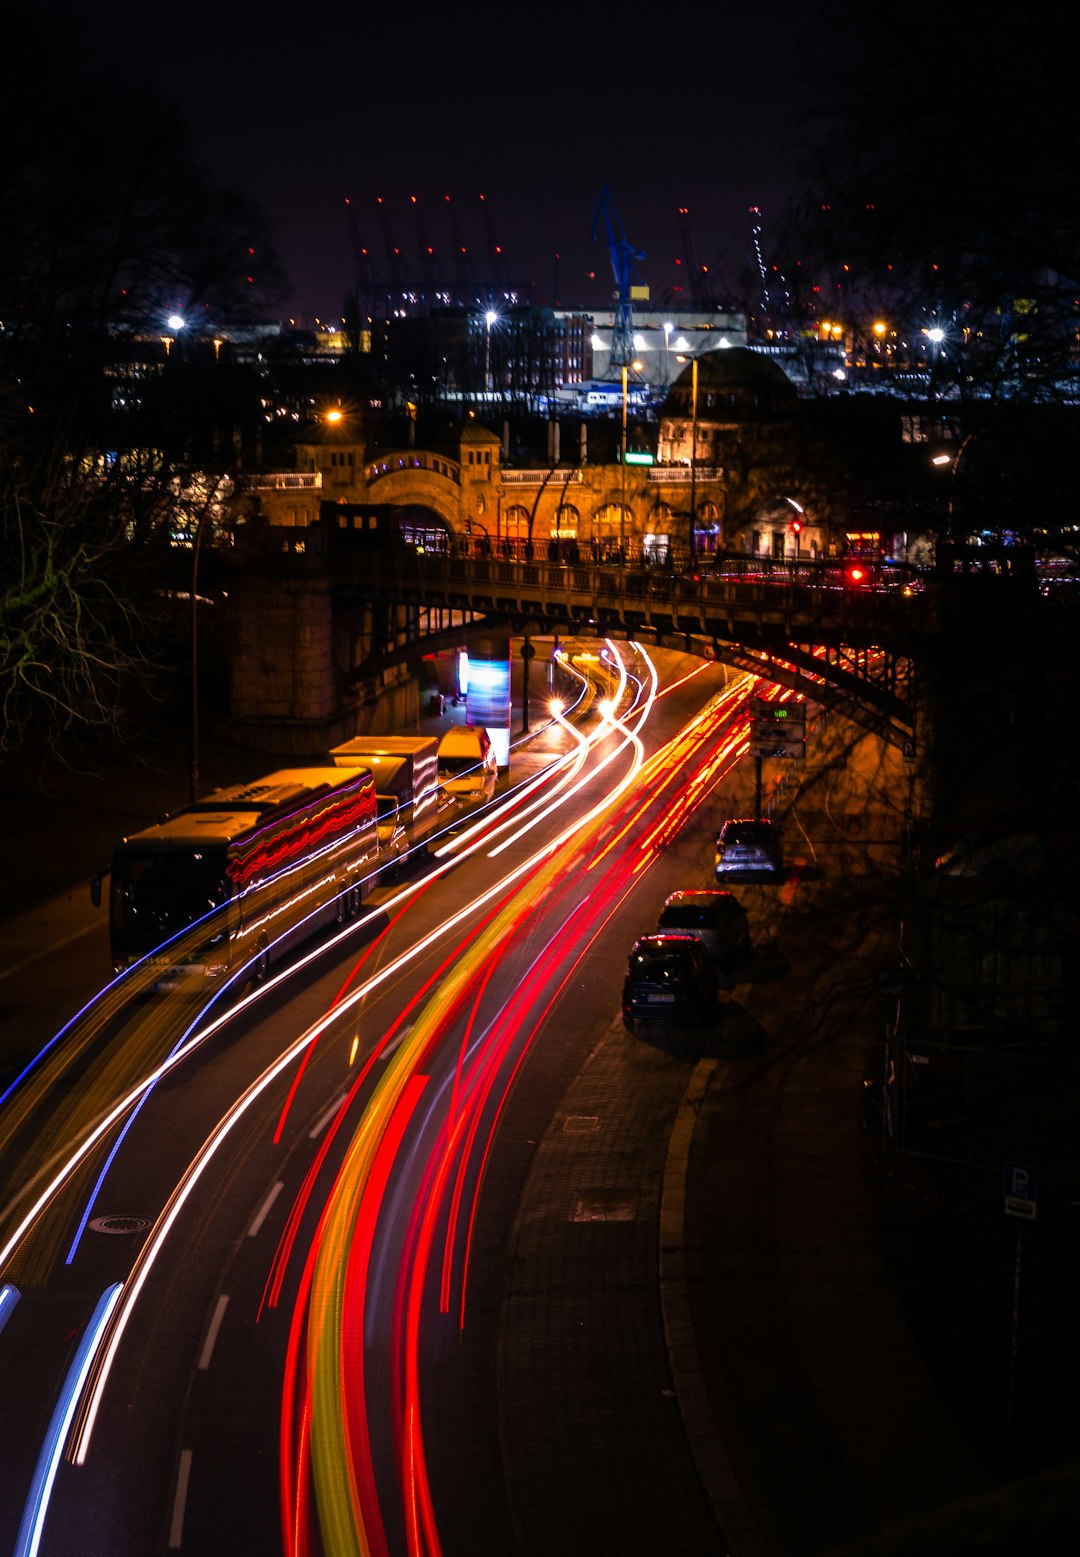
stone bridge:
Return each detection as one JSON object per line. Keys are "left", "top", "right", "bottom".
{"left": 225, "top": 521, "right": 950, "bottom": 756}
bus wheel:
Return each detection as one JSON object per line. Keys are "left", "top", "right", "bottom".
{"left": 254, "top": 946, "right": 270, "bottom": 984}
{"left": 348, "top": 885, "right": 362, "bottom": 919}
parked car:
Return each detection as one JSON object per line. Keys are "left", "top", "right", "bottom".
{"left": 437, "top": 724, "right": 497, "bottom": 806}
{"left": 622, "top": 934, "right": 718, "bottom": 1031}
{"left": 657, "top": 889, "right": 751, "bottom": 967}
{"left": 715, "top": 818, "right": 784, "bottom": 879}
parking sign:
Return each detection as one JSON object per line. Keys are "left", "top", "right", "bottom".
{"left": 1004, "top": 1162, "right": 1038, "bottom": 1219}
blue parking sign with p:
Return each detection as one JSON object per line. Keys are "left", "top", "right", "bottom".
{"left": 1004, "top": 1162, "right": 1038, "bottom": 1218}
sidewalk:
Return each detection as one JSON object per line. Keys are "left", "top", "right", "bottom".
{"left": 671, "top": 713, "right": 991, "bottom": 1553}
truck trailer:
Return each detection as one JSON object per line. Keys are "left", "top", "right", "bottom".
{"left": 328, "top": 735, "right": 446, "bottom": 875}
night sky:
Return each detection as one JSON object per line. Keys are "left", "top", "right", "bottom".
{"left": 24, "top": 0, "right": 815, "bottom": 321}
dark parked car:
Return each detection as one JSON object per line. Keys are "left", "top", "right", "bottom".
{"left": 715, "top": 818, "right": 784, "bottom": 880}
{"left": 657, "top": 889, "right": 751, "bottom": 967}
{"left": 622, "top": 934, "right": 718, "bottom": 1031}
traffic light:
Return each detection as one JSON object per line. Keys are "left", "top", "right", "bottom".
{"left": 790, "top": 518, "right": 802, "bottom": 535}
{"left": 847, "top": 563, "right": 866, "bottom": 585}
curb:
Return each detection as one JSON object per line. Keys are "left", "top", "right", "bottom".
{"left": 661, "top": 1058, "right": 770, "bottom": 1557}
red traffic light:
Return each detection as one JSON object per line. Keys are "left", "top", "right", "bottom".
{"left": 847, "top": 564, "right": 866, "bottom": 584}
{"left": 791, "top": 519, "right": 802, "bottom": 534}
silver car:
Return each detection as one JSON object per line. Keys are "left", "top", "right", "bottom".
{"left": 715, "top": 818, "right": 784, "bottom": 879}
{"left": 657, "top": 890, "right": 751, "bottom": 966}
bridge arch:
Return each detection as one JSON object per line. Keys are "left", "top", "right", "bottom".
{"left": 359, "top": 460, "right": 464, "bottom": 533}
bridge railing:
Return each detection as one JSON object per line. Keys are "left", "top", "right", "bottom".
{"left": 439, "top": 532, "right": 928, "bottom": 592}
{"left": 368, "top": 542, "right": 932, "bottom": 647}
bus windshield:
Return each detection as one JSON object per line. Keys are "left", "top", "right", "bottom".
{"left": 111, "top": 847, "right": 232, "bottom": 953}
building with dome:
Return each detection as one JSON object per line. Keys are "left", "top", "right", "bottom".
{"left": 657, "top": 347, "right": 846, "bottom": 559}
{"left": 242, "top": 346, "right": 854, "bottom": 565}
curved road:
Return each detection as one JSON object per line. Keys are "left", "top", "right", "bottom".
{"left": 1, "top": 644, "right": 760, "bottom": 1557}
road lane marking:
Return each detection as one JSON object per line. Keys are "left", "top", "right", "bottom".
{"left": 309, "top": 1092, "right": 347, "bottom": 1139}
{"left": 379, "top": 1023, "right": 413, "bottom": 1060}
{"left": 197, "top": 1296, "right": 229, "bottom": 1371}
{"left": 248, "top": 1181, "right": 284, "bottom": 1238}
{"left": 168, "top": 1449, "right": 193, "bottom": 1548}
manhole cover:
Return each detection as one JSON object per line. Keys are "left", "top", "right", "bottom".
{"left": 572, "top": 1193, "right": 636, "bottom": 1223}
{"left": 88, "top": 1215, "right": 151, "bottom": 1236}
{"left": 563, "top": 1115, "right": 600, "bottom": 1134}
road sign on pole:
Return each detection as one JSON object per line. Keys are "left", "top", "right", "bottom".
{"left": 1004, "top": 1162, "right": 1038, "bottom": 1220}
{"left": 750, "top": 698, "right": 806, "bottom": 760}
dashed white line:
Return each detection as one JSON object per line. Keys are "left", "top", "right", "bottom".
{"left": 309, "top": 1092, "right": 347, "bottom": 1139}
{"left": 197, "top": 1295, "right": 229, "bottom": 1371}
{"left": 380, "top": 1023, "right": 412, "bottom": 1060}
{"left": 168, "top": 1448, "right": 193, "bottom": 1548}
{"left": 247, "top": 1181, "right": 284, "bottom": 1238}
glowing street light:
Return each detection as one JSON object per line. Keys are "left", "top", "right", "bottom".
{"left": 785, "top": 496, "right": 805, "bottom": 558}
{"left": 930, "top": 432, "right": 979, "bottom": 537}
{"left": 676, "top": 352, "right": 700, "bottom": 564}
{"left": 619, "top": 358, "right": 644, "bottom": 555}
{"left": 484, "top": 309, "right": 498, "bottom": 391}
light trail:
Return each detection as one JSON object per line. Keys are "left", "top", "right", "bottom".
{"left": 13, "top": 1282, "right": 122, "bottom": 1557}
{"left": 5, "top": 641, "right": 752, "bottom": 1557}
{"left": 45, "top": 650, "right": 659, "bottom": 1492}
{"left": 0, "top": 657, "right": 635, "bottom": 1287}
{"left": 282, "top": 644, "right": 757, "bottom": 1556}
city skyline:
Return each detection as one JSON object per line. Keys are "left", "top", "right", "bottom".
{"left": 24, "top": 0, "right": 813, "bottom": 320}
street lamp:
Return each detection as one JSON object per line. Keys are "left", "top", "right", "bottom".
{"left": 190, "top": 509, "right": 213, "bottom": 802}
{"left": 931, "top": 432, "right": 978, "bottom": 540}
{"left": 162, "top": 313, "right": 185, "bottom": 357}
{"left": 785, "top": 497, "right": 804, "bottom": 559}
{"left": 619, "top": 358, "right": 643, "bottom": 556}
{"left": 676, "top": 352, "right": 699, "bottom": 565}
{"left": 484, "top": 309, "right": 498, "bottom": 392}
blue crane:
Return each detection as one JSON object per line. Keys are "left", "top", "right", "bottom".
{"left": 591, "top": 184, "right": 646, "bottom": 374}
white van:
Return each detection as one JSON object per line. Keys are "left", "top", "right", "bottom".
{"left": 656, "top": 890, "right": 751, "bottom": 967}
{"left": 437, "top": 725, "right": 497, "bottom": 807}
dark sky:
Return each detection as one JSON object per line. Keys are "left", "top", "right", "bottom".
{"left": 26, "top": 0, "right": 815, "bottom": 321}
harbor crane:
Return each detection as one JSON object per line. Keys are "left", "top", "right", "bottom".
{"left": 590, "top": 184, "right": 647, "bottom": 373}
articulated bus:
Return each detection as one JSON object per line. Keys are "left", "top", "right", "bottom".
{"left": 96, "top": 767, "right": 379, "bottom": 989}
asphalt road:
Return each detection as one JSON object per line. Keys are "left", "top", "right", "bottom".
{"left": 1, "top": 644, "right": 749, "bottom": 1556}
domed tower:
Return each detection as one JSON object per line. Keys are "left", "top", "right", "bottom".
{"left": 657, "top": 346, "right": 799, "bottom": 467}
{"left": 658, "top": 347, "right": 833, "bottom": 558}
